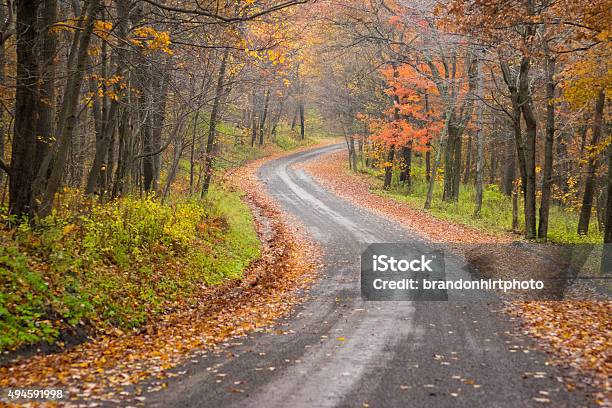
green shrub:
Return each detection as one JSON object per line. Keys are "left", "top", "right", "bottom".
{"left": 0, "top": 186, "right": 260, "bottom": 351}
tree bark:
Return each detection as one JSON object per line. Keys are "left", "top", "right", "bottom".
{"left": 383, "top": 145, "right": 395, "bottom": 189}
{"left": 604, "top": 142, "right": 612, "bottom": 243}
{"left": 512, "top": 180, "right": 519, "bottom": 232}
{"left": 201, "top": 48, "right": 229, "bottom": 197}
{"left": 270, "top": 97, "right": 285, "bottom": 138}
{"left": 250, "top": 90, "right": 257, "bottom": 147}
{"left": 299, "top": 99, "right": 305, "bottom": 140}
{"left": 111, "top": 105, "right": 131, "bottom": 197}
{"left": 488, "top": 116, "right": 498, "bottom": 184}
{"left": 162, "top": 132, "right": 184, "bottom": 202}
{"left": 500, "top": 54, "right": 536, "bottom": 239}
{"left": 0, "top": 4, "right": 6, "bottom": 188}
{"left": 424, "top": 91, "right": 431, "bottom": 182}
{"left": 425, "top": 148, "right": 431, "bottom": 182}
{"left": 537, "top": 55, "right": 556, "bottom": 240}
{"left": 555, "top": 130, "right": 571, "bottom": 203}
{"left": 425, "top": 113, "right": 450, "bottom": 209}
{"left": 603, "top": 142, "right": 612, "bottom": 273}
{"left": 150, "top": 65, "right": 168, "bottom": 191}
{"left": 9, "top": 0, "right": 41, "bottom": 217}
{"left": 578, "top": 90, "right": 605, "bottom": 235}
{"left": 350, "top": 135, "right": 358, "bottom": 171}
{"left": 463, "top": 132, "right": 472, "bottom": 183}
{"left": 501, "top": 123, "right": 515, "bottom": 195}
{"left": 399, "top": 145, "right": 412, "bottom": 188}
{"left": 36, "top": 0, "right": 101, "bottom": 216}
{"left": 259, "top": 88, "right": 270, "bottom": 145}
{"left": 189, "top": 108, "right": 200, "bottom": 195}
{"left": 474, "top": 57, "right": 484, "bottom": 217}
{"left": 87, "top": 5, "right": 129, "bottom": 196}
{"left": 290, "top": 106, "right": 297, "bottom": 130}
{"left": 34, "top": 0, "right": 58, "bottom": 169}
{"left": 296, "top": 63, "right": 305, "bottom": 139}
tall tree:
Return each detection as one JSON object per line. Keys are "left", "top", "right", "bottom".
{"left": 577, "top": 90, "right": 606, "bottom": 235}
{"left": 201, "top": 48, "right": 230, "bottom": 196}
{"left": 9, "top": 0, "right": 41, "bottom": 217}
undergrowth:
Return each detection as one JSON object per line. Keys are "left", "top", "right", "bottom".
{"left": 357, "top": 160, "right": 603, "bottom": 244}
{"left": 0, "top": 186, "right": 259, "bottom": 352}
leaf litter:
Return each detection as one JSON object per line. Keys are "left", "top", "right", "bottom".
{"left": 0, "top": 147, "right": 323, "bottom": 406}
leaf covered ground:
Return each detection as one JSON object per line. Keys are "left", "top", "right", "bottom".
{"left": 0, "top": 149, "right": 322, "bottom": 406}
{"left": 303, "top": 149, "right": 611, "bottom": 405}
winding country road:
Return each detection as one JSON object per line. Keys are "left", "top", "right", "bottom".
{"left": 147, "top": 144, "right": 594, "bottom": 408}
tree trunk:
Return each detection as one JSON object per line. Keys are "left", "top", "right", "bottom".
{"left": 489, "top": 117, "right": 498, "bottom": 184}
{"left": 555, "top": 130, "right": 571, "bottom": 203}
{"left": 162, "top": 134, "right": 183, "bottom": 202}
{"left": 424, "top": 91, "right": 431, "bottom": 182}
{"left": 290, "top": 106, "right": 298, "bottom": 130}
{"left": 270, "top": 98, "right": 285, "bottom": 138}
{"left": 350, "top": 135, "right": 358, "bottom": 172}
{"left": 189, "top": 109, "right": 200, "bottom": 195}
{"left": 463, "top": 132, "right": 472, "bottom": 183}
{"left": 578, "top": 90, "right": 605, "bottom": 235}
{"left": 604, "top": 143, "right": 612, "bottom": 243}
{"left": 86, "top": 94, "right": 120, "bottom": 194}
{"left": 425, "top": 148, "right": 431, "bottom": 182}
{"left": 36, "top": 0, "right": 101, "bottom": 216}
{"left": 299, "top": 100, "right": 305, "bottom": 140}
{"left": 443, "top": 125, "right": 455, "bottom": 201}
{"left": 443, "top": 122, "right": 461, "bottom": 202}
{"left": 259, "top": 88, "right": 270, "bottom": 145}
{"left": 383, "top": 145, "right": 395, "bottom": 189}
{"left": 474, "top": 57, "right": 484, "bottom": 217}
{"left": 452, "top": 128, "right": 462, "bottom": 198}
{"left": 500, "top": 55, "right": 535, "bottom": 238}
{"left": 521, "top": 97, "right": 537, "bottom": 240}
{"left": 111, "top": 105, "right": 130, "bottom": 197}
{"left": 0, "top": 5, "right": 6, "bottom": 190}
{"left": 425, "top": 114, "right": 450, "bottom": 209}
{"left": 201, "top": 48, "right": 229, "bottom": 197}
{"left": 9, "top": 0, "right": 41, "bottom": 218}
{"left": 603, "top": 142, "right": 612, "bottom": 273}
{"left": 34, "top": 0, "right": 58, "bottom": 169}
{"left": 296, "top": 63, "right": 305, "bottom": 139}
{"left": 250, "top": 90, "right": 257, "bottom": 147}
{"left": 150, "top": 66, "right": 168, "bottom": 191}
{"left": 501, "top": 122, "right": 516, "bottom": 196}
{"left": 537, "top": 55, "right": 556, "bottom": 240}
{"left": 399, "top": 145, "right": 412, "bottom": 188}
{"left": 512, "top": 180, "right": 519, "bottom": 232}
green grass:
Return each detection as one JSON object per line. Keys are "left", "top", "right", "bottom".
{"left": 209, "top": 120, "right": 323, "bottom": 170}
{"left": 357, "top": 159, "right": 603, "bottom": 244}
{"left": 273, "top": 126, "right": 320, "bottom": 151}
{"left": 0, "top": 186, "right": 259, "bottom": 352}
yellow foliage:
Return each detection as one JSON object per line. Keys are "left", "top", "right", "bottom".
{"left": 560, "top": 51, "right": 612, "bottom": 108}
{"left": 94, "top": 20, "right": 113, "bottom": 39}
{"left": 131, "top": 27, "right": 173, "bottom": 55}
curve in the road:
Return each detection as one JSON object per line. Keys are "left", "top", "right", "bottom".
{"left": 145, "top": 144, "right": 594, "bottom": 408}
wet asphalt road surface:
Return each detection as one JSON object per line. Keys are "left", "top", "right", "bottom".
{"left": 145, "top": 144, "right": 595, "bottom": 408}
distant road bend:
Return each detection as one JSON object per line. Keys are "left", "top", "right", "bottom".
{"left": 148, "top": 144, "right": 594, "bottom": 408}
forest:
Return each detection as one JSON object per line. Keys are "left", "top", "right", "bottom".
{"left": 0, "top": 1, "right": 609, "bottom": 238}
{"left": 318, "top": 0, "right": 610, "bottom": 244}
{"left": 0, "top": 0, "right": 609, "bottom": 406}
